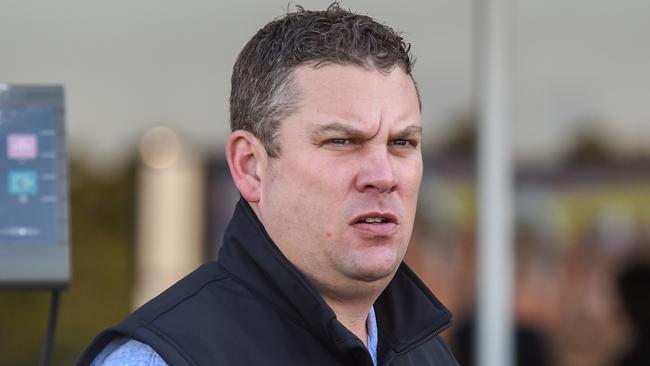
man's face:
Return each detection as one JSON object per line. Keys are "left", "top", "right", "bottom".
{"left": 256, "top": 64, "right": 423, "bottom": 295}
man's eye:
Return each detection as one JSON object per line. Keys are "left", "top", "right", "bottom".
{"left": 392, "top": 139, "right": 416, "bottom": 148}
{"left": 318, "top": 138, "right": 359, "bottom": 149}
{"left": 324, "top": 138, "right": 356, "bottom": 146}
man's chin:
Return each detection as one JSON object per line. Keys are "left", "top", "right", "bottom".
{"left": 351, "top": 246, "right": 406, "bottom": 281}
{"left": 344, "top": 263, "right": 400, "bottom": 283}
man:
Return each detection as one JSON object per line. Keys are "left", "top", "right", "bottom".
{"left": 78, "top": 4, "right": 457, "bottom": 365}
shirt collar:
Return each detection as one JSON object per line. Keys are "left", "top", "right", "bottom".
{"left": 367, "top": 305, "right": 378, "bottom": 365}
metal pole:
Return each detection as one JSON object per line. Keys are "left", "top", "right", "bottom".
{"left": 38, "top": 290, "right": 60, "bottom": 366}
{"left": 475, "top": 0, "right": 515, "bottom": 365}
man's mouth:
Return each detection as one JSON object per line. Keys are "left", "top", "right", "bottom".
{"left": 351, "top": 212, "right": 397, "bottom": 225}
{"left": 356, "top": 217, "right": 391, "bottom": 224}
{"left": 350, "top": 213, "right": 398, "bottom": 236}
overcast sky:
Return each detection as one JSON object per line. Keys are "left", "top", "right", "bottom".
{"left": 1, "top": 0, "right": 648, "bottom": 166}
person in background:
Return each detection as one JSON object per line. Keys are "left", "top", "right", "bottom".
{"left": 615, "top": 261, "right": 650, "bottom": 366}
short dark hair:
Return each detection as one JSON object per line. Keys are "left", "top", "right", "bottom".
{"left": 230, "top": 3, "right": 416, "bottom": 157}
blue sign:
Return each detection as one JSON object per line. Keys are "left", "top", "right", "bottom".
{"left": 8, "top": 170, "right": 38, "bottom": 195}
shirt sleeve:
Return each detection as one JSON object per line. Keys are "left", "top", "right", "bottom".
{"left": 91, "top": 337, "right": 169, "bottom": 366}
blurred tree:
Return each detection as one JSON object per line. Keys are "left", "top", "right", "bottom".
{"left": 437, "top": 113, "right": 477, "bottom": 160}
{"left": 564, "top": 126, "right": 617, "bottom": 166}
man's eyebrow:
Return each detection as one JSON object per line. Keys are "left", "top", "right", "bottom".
{"left": 310, "top": 122, "right": 422, "bottom": 140}
{"left": 393, "top": 125, "right": 423, "bottom": 139}
{"left": 309, "top": 122, "right": 371, "bottom": 139}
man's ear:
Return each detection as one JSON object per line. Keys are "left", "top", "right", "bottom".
{"left": 226, "top": 130, "right": 267, "bottom": 203}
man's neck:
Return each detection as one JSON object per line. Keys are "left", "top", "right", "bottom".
{"left": 303, "top": 272, "right": 392, "bottom": 346}
{"left": 323, "top": 296, "right": 374, "bottom": 346}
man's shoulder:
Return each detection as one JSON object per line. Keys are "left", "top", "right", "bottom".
{"left": 122, "top": 257, "right": 317, "bottom": 339}
{"left": 78, "top": 262, "right": 256, "bottom": 366}
{"left": 93, "top": 259, "right": 334, "bottom": 365}
{"left": 126, "top": 261, "right": 233, "bottom": 325}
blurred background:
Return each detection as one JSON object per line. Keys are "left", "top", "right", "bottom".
{"left": 1, "top": 0, "right": 649, "bottom": 365}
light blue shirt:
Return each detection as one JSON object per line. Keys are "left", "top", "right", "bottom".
{"left": 91, "top": 337, "right": 167, "bottom": 366}
{"left": 93, "top": 306, "right": 379, "bottom": 365}
{"left": 367, "top": 306, "right": 379, "bottom": 366}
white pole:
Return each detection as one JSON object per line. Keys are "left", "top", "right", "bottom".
{"left": 133, "top": 127, "right": 205, "bottom": 309}
{"left": 475, "top": 0, "right": 515, "bottom": 365}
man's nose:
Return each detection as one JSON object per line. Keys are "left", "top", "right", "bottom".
{"left": 355, "top": 149, "right": 397, "bottom": 193}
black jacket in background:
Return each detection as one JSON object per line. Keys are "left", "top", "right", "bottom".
{"left": 77, "top": 199, "right": 458, "bottom": 365}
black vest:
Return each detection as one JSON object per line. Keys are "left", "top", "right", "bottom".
{"left": 77, "top": 199, "right": 457, "bottom": 365}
